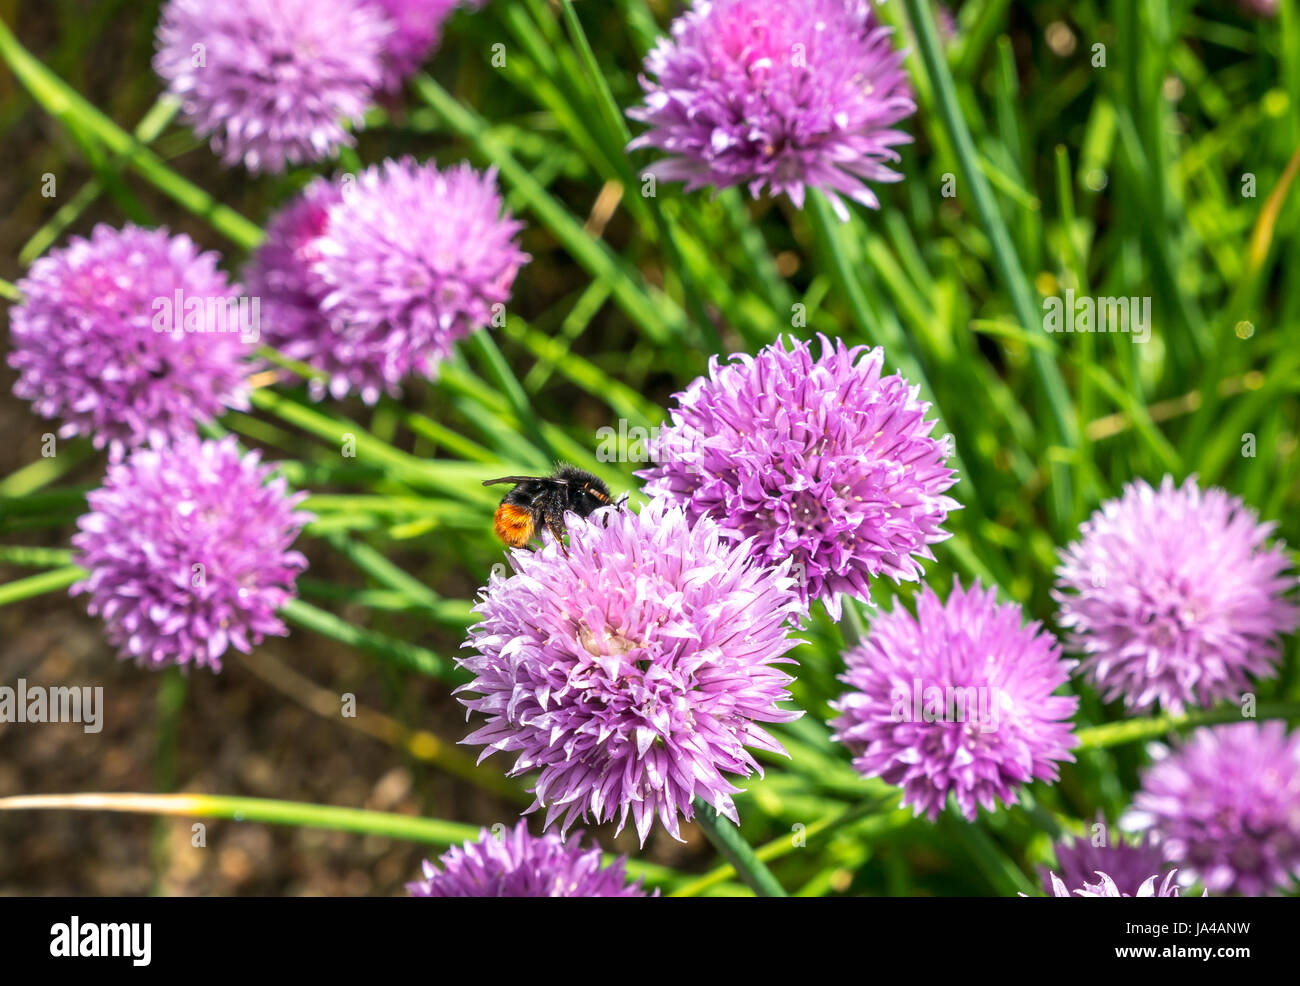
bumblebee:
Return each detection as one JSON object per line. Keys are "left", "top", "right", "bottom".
{"left": 483, "top": 464, "right": 613, "bottom": 548}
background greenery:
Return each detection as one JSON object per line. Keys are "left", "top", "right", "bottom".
{"left": 1, "top": 0, "right": 1298, "bottom": 896}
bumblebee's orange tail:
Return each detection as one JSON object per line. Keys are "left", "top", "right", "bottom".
{"left": 493, "top": 502, "right": 535, "bottom": 547}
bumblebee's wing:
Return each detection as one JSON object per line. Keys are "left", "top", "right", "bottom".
{"left": 482, "top": 475, "right": 552, "bottom": 486}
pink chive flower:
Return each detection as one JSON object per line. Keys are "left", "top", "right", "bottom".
{"left": 1055, "top": 476, "right": 1297, "bottom": 715}
{"left": 407, "top": 822, "right": 653, "bottom": 897}
{"left": 628, "top": 0, "right": 915, "bottom": 219}
{"left": 154, "top": 0, "right": 389, "bottom": 172}
{"left": 72, "top": 437, "right": 310, "bottom": 671}
{"left": 457, "top": 497, "right": 803, "bottom": 845}
{"left": 1123, "top": 722, "right": 1300, "bottom": 896}
{"left": 639, "top": 335, "right": 958, "bottom": 621}
{"left": 1042, "top": 870, "right": 1190, "bottom": 897}
{"left": 830, "top": 579, "right": 1079, "bottom": 821}
{"left": 366, "top": 0, "right": 484, "bottom": 92}
{"left": 246, "top": 159, "right": 527, "bottom": 403}
{"left": 7, "top": 224, "right": 250, "bottom": 461}
{"left": 1042, "top": 817, "right": 1171, "bottom": 898}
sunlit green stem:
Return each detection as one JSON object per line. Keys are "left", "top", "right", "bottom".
{"left": 0, "top": 565, "right": 84, "bottom": 607}
{"left": 1077, "top": 703, "right": 1300, "bottom": 749}
{"left": 691, "top": 796, "right": 788, "bottom": 897}
{"left": 901, "top": 0, "right": 1076, "bottom": 528}
{"left": 0, "top": 792, "right": 685, "bottom": 886}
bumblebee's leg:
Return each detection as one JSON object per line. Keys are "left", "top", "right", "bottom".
{"left": 545, "top": 515, "right": 569, "bottom": 555}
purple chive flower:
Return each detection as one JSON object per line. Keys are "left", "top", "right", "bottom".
{"left": 1054, "top": 476, "right": 1297, "bottom": 715}
{"left": 1237, "top": 0, "right": 1277, "bottom": 17}
{"left": 830, "top": 579, "right": 1079, "bottom": 821}
{"left": 1043, "top": 817, "right": 1171, "bottom": 898}
{"left": 903, "top": 3, "right": 957, "bottom": 47}
{"left": 243, "top": 177, "right": 348, "bottom": 400}
{"left": 366, "top": 0, "right": 483, "bottom": 92}
{"left": 457, "top": 497, "right": 803, "bottom": 845}
{"left": 406, "top": 821, "right": 653, "bottom": 897}
{"left": 154, "top": 0, "right": 388, "bottom": 172}
{"left": 1122, "top": 722, "right": 1300, "bottom": 896}
{"left": 935, "top": 4, "right": 958, "bottom": 43}
{"left": 1043, "top": 870, "right": 1187, "bottom": 897}
{"left": 638, "top": 335, "right": 958, "bottom": 621}
{"left": 248, "top": 158, "right": 526, "bottom": 403}
{"left": 71, "top": 437, "right": 311, "bottom": 671}
{"left": 627, "top": 0, "right": 916, "bottom": 219}
{"left": 7, "top": 224, "right": 250, "bottom": 461}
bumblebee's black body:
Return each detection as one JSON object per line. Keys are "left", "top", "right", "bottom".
{"left": 484, "top": 464, "right": 612, "bottom": 548}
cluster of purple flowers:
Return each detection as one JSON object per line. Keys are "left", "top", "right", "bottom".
{"left": 6, "top": 220, "right": 319, "bottom": 672}
{"left": 10, "top": 1, "right": 524, "bottom": 676}
{"left": 8, "top": 223, "right": 316, "bottom": 673}
{"left": 1032, "top": 721, "right": 1300, "bottom": 898}
{"left": 4, "top": 0, "right": 1299, "bottom": 900}
{"left": 4, "top": 1, "right": 519, "bottom": 675}
{"left": 468, "top": 350, "right": 1298, "bottom": 896}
